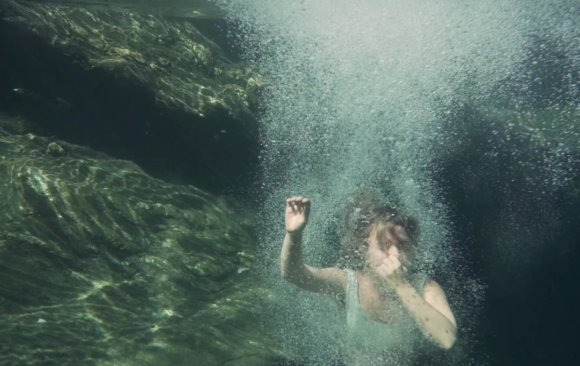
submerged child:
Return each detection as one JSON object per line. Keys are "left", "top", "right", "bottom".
{"left": 280, "top": 194, "right": 457, "bottom": 366}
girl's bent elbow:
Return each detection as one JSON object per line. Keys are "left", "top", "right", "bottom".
{"left": 440, "top": 333, "right": 457, "bottom": 350}
{"left": 281, "top": 266, "right": 305, "bottom": 284}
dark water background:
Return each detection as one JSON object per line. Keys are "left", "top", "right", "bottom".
{"left": 0, "top": 1, "right": 579, "bottom": 365}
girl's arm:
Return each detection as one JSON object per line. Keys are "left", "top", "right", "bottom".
{"left": 376, "top": 252, "right": 457, "bottom": 349}
{"left": 392, "top": 279, "right": 457, "bottom": 349}
{"left": 280, "top": 197, "right": 346, "bottom": 296}
{"left": 281, "top": 231, "right": 346, "bottom": 295}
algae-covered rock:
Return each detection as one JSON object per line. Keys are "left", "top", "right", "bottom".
{"left": 0, "top": 0, "right": 263, "bottom": 191}
{"left": 35, "top": 0, "right": 226, "bottom": 19}
{"left": 0, "top": 0, "right": 261, "bottom": 123}
{"left": 0, "top": 119, "right": 282, "bottom": 366}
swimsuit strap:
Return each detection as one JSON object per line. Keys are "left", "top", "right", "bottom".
{"left": 344, "top": 269, "right": 358, "bottom": 313}
{"left": 413, "top": 272, "right": 429, "bottom": 294}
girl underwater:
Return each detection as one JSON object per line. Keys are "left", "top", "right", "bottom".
{"left": 280, "top": 192, "right": 457, "bottom": 366}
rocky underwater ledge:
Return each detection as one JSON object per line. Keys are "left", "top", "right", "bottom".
{"left": 0, "top": 1, "right": 292, "bottom": 366}
{"left": 0, "top": 0, "right": 263, "bottom": 192}
{"left": 0, "top": 124, "right": 283, "bottom": 366}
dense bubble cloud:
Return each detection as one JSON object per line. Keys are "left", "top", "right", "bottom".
{"left": 213, "top": 0, "right": 580, "bottom": 364}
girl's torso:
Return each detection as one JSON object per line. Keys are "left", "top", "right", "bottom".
{"left": 354, "top": 272, "right": 407, "bottom": 324}
{"left": 341, "top": 270, "right": 427, "bottom": 366}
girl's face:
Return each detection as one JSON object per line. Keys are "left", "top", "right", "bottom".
{"left": 362, "top": 225, "right": 409, "bottom": 271}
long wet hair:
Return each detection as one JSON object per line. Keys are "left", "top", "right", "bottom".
{"left": 336, "top": 188, "right": 419, "bottom": 271}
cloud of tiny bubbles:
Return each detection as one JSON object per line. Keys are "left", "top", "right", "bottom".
{"left": 212, "top": 0, "right": 580, "bottom": 364}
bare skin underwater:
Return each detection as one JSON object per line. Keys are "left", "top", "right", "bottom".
{"left": 280, "top": 196, "right": 457, "bottom": 365}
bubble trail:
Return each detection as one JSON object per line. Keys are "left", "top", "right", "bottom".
{"left": 215, "top": 0, "right": 580, "bottom": 364}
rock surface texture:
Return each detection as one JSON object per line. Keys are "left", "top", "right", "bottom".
{"left": 0, "top": 0, "right": 262, "bottom": 191}
{"left": 0, "top": 123, "right": 281, "bottom": 366}
{"left": 0, "top": 1, "right": 285, "bottom": 365}
{"left": 1, "top": 0, "right": 259, "bottom": 120}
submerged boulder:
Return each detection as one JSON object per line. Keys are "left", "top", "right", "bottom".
{"left": 0, "top": 120, "right": 283, "bottom": 366}
{"left": 0, "top": 0, "right": 260, "bottom": 121}
{"left": 0, "top": 0, "right": 263, "bottom": 191}
{"left": 30, "top": 0, "right": 227, "bottom": 19}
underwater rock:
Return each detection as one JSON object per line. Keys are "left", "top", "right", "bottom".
{"left": 46, "top": 142, "right": 66, "bottom": 157}
{"left": 0, "top": 122, "right": 282, "bottom": 366}
{"left": 30, "top": 0, "right": 227, "bottom": 19}
{"left": 0, "top": 0, "right": 263, "bottom": 192}
{"left": 0, "top": 0, "right": 260, "bottom": 122}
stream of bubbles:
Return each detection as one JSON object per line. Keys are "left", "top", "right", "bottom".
{"left": 215, "top": 0, "right": 580, "bottom": 364}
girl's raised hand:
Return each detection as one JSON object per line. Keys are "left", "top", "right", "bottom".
{"left": 375, "top": 247, "right": 408, "bottom": 287}
{"left": 285, "top": 196, "right": 310, "bottom": 233}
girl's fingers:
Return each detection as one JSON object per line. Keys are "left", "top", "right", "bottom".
{"left": 296, "top": 197, "right": 304, "bottom": 211}
{"left": 388, "top": 254, "right": 401, "bottom": 267}
{"left": 287, "top": 199, "right": 298, "bottom": 213}
{"left": 377, "top": 265, "right": 392, "bottom": 277}
{"left": 287, "top": 196, "right": 310, "bottom": 214}
{"left": 379, "top": 261, "right": 392, "bottom": 273}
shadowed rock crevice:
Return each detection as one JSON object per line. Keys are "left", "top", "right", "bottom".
{"left": 0, "top": 1, "right": 263, "bottom": 193}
